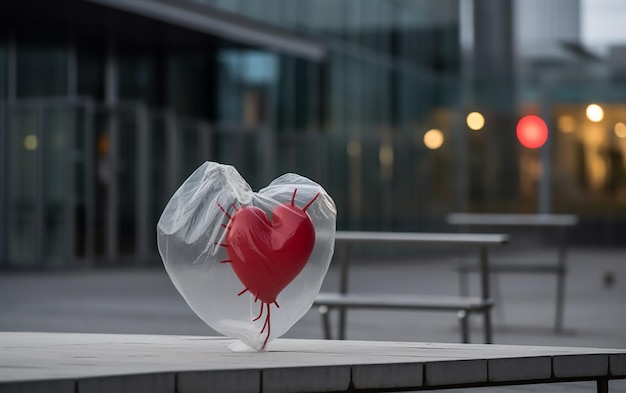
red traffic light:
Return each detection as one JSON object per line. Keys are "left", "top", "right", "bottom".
{"left": 517, "top": 115, "right": 548, "bottom": 149}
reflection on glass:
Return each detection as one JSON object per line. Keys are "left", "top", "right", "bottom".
{"left": 586, "top": 104, "right": 604, "bottom": 122}
{"left": 23, "top": 134, "right": 37, "bottom": 151}
{"left": 347, "top": 141, "right": 361, "bottom": 157}
{"left": 379, "top": 144, "right": 394, "bottom": 166}
{"left": 217, "top": 49, "right": 278, "bottom": 126}
{"left": 516, "top": 115, "right": 548, "bottom": 149}
{"left": 614, "top": 122, "right": 626, "bottom": 138}
{"left": 16, "top": 45, "right": 67, "bottom": 97}
{"left": 558, "top": 115, "right": 576, "bottom": 133}
{"left": 423, "top": 129, "right": 444, "bottom": 150}
{"left": 8, "top": 110, "right": 38, "bottom": 266}
{"left": 466, "top": 112, "right": 485, "bottom": 131}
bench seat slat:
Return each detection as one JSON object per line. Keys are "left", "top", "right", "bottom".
{"left": 315, "top": 293, "right": 493, "bottom": 311}
{"left": 446, "top": 213, "right": 578, "bottom": 227}
{"left": 457, "top": 260, "right": 565, "bottom": 274}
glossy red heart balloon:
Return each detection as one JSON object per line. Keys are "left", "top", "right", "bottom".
{"left": 223, "top": 191, "right": 318, "bottom": 305}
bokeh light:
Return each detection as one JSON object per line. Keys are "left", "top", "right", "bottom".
{"left": 347, "top": 141, "right": 361, "bottom": 157}
{"left": 558, "top": 115, "right": 575, "bottom": 133}
{"left": 24, "top": 135, "right": 38, "bottom": 151}
{"left": 516, "top": 115, "right": 548, "bottom": 149}
{"left": 586, "top": 104, "right": 604, "bottom": 122}
{"left": 423, "top": 129, "right": 444, "bottom": 150}
{"left": 379, "top": 144, "right": 394, "bottom": 166}
{"left": 615, "top": 122, "right": 626, "bottom": 138}
{"left": 466, "top": 112, "right": 485, "bottom": 131}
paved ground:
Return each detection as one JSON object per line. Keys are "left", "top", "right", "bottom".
{"left": 1, "top": 246, "right": 625, "bottom": 392}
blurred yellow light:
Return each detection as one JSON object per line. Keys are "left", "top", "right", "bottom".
{"left": 24, "top": 135, "right": 38, "bottom": 151}
{"left": 466, "top": 112, "right": 485, "bottom": 131}
{"left": 379, "top": 145, "right": 394, "bottom": 166}
{"left": 586, "top": 104, "right": 604, "bottom": 122}
{"left": 347, "top": 141, "right": 361, "bottom": 157}
{"left": 558, "top": 115, "right": 576, "bottom": 133}
{"left": 615, "top": 122, "right": 626, "bottom": 138}
{"left": 423, "top": 129, "right": 444, "bottom": 150}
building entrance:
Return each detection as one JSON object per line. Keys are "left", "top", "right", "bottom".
{"left": 1, "top": 98, "right": 271, "bottom": 268}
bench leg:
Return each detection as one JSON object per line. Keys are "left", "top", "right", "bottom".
{"left": 458, "top": 310, "right": 470, "bottom": 343}
{"left": 555, "top": 269, "right": 566, "bottom": 333}
{"left": 483, "top": 309, "right": 493, "bottom": 344}
{"left": 493, "top": 272, "right": 506, "bottom": 324}
{"left": 458, "top": 269, "right": 506, "bottom": 324}
{"left": 555, "top": 227, "right": 568, "bottom": 333}
{"left": 459, "top": 269, "right": 469, "bottom": 297}
{"left": 318, "top": 306, "right": 332, "bottom": 340}
{"left": 338, "top": 308, "right": 347, "bottom": 340}
{"left": 479, "top": 247, "right": 493, "bottom": 344}
{"left": 597, "top": 378, "right": 609, "bottom": 393}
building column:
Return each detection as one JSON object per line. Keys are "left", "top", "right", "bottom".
{"left": 0, "top": 31, "right": 16, "bottom": 266}
{"left": 105, "top": 38, "right": 119, "bottom": 261}
{"left": 473, "top": 0, "right": 518, "bottom": 208}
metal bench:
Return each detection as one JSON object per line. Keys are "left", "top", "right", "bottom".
{"left": 315, "top": 293, "right": 493, "bottom": 344}
{"left": 446, "top": 213, "right": 578, "bottom": 332}
{"left": 313, "top": 231, "right": 509, "bottom": 344}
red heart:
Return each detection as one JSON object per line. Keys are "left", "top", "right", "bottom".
{"left": 222, "top": 191, "right": 319, "bottom": 305}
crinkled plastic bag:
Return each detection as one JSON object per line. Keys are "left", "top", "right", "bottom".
{"left": 157, "top": 161, "right": 337, "bottom": 351}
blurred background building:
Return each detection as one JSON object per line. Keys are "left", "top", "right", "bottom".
{"left": 0, "top": 0, "right": 625, "bottom": 269}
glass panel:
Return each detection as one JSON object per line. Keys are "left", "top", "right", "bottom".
{"left": 93, "top": 110, "right": 111, "bottom": 257}
{"left": 119, "top": 53, "right": 157, "bottom": 106}
{"left": 307, "top": 0, "right": 346, "bottom": 39}
{"left": 214, "top": 128, "right": 260, "bottom": 187}
{"left": 551, "top": 97, "right": 626, "bottom": 235}
{"left": 166, "top": 52, "right": 211, "bottom": 118}
{"left": 241, "top": 51, "right": 276, "bottom": 128}
{"left": 6, "top": 103, "right": 86, "bottom": 267}
{"left": 7, "top": 108, "right": 39, "bottom": 267}
{"left": 0, "top": 38, "right": 7, "bottom": 99}
{"left": 73, "top": 105, "right": 94, "bottom": 260}
{"left": 217, "top": 48, "right": 278, "bottom": 127}
{"left": 217, "top": 48, "right": 243, "bottom": 124}
{"left": 177, "top": 121, "right": 205, "bottom": 180}
{"left": 275, "top": 55, "right": 294, "bottom": 131}
{"left": 117, "top": 108, "right": 137, "bottom": 256}
{"left": 41, "top": 108, "right": 70, "bottom": 267}
{"left": 77, "top": 45, "right": 104, "bottom": 100}
{"left": 212, "top": 0, "right": 239, "bottom": 13}
{"left": 16, "top": 44, "right": 66, "bottom": 97}
{"left": 149, "top": 113, "right": 169, "bottom": 254}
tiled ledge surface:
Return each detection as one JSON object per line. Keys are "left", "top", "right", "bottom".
{"left": 1, "top": 332, "right": 625, "bottom": 393}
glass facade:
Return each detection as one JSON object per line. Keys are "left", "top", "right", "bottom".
{"left": 204, "top": 0, "right": 462, "bottom": 231}
{"left": 0, "top": 0, "right": 625, "bottom": 268}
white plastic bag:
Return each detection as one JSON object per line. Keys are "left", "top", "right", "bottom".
{"left": 157, "top": 161, "right": 336, "bottom": 351}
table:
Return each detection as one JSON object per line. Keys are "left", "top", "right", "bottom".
{"left": 1, "top": 333, "right": 624, "bottom": 393}
{"left": 314, "top": 231, "right": 509, "bottom": 344}
{"left": 446, "top": 213, "right": 578, "bottom": 332}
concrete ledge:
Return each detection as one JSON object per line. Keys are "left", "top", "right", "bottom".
{"left": 1, "top": 333, "right": 625, "bottom": 393}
